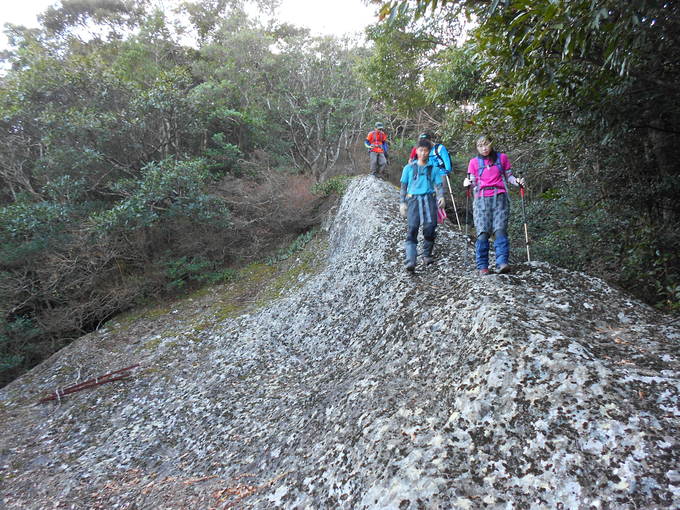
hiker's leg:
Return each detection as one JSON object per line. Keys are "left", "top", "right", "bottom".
{"left": 369, "top": 152, "right": 378, "bottom": 174}
{"left": 494, "top": 230, "right": 509, "bottom": 266}
{"left": 493, "top": 194, "right": 510, "bottom": 266}
{"left": 473, "top": 196, "right": 493, "bottom": 269}
{"left": 422, "top": 194, "right": 437, "bottom": 257}
{"left": 404, "top": 198, "right": 420, "bottom": 267}
{"left": 476, "top": 232, "right": 490, "bottom": 269}
{"left": 473, "top": 196, "right": 494, "bottom": 235}
{"left": 377, "top": 153, "right": 387, "bottom": 175}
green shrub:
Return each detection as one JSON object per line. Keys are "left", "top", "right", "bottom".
{"left": 0, "top": 317, "right": 43, "bottom": 386}
{"left": 511, "top": 180, "right": 680, "bottom": 311}
{"left": 163, "top": 255, "right": 237, "bottom": 290}
{"left": 0, "top": 200, "right": 72, "bottom": 241}
{"left": 311, "top": 175, "right": 351, "bottom": 197}
{"left": 204, "top": 132, "right": 242, "bottom": 175}
{"left": 90, "top": 157, "right": 231, "bottom": 232}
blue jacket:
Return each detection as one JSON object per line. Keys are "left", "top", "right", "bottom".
{"left": 431, "top": 143, "right": 452, "bottom": 176}
{"left": 400, "top": 162, "right": 443, "bottom": 198}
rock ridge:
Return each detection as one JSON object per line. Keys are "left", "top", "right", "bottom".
{"left": 1, "top": 175, "right": 678, "bottom": 509}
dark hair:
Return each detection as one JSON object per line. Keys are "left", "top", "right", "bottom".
{"left": 419, "top": 132, "right": 432, "bottom": 140}
{"left": 417, "top": 139, "right": 432, "bottom": 149}
{"left": 476, "top": 135, "right": 492, "bottom": 146}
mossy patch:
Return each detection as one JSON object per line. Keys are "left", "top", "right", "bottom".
{"left": 259, "top": 258, "right": 316, "bottom": 304}
{"left": 194, "top": 235, "right": 326, "bottom": 323}
{"left": 191, "top": 320, "right": 214, "bottom": 333}
{"left": 109, "top": 304, "right": 173, "bottom": 332}
{"left": 138, "top": 337, "right": 162, "bottom": 352}
{"left": 55, "top": 365, "right": 78, "bottom": 376}
{"left": 141, "top": 306, "right": 173, "bottom": 320}
{"left": 238, "top": 262, "right": 277, "bottom": 282}
{"left": 187, "top": 286, "right": 214, "bottom": 300}
{"left": 214, "top": 302, "right": 243, "bottom": 321}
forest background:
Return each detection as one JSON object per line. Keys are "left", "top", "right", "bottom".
{"left": 1, "top": 0, "right": 678, "bottom": 387}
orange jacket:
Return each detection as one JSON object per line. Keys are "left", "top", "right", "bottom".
{"left": 365, "top": 129, "right": 387, "bottom": 153}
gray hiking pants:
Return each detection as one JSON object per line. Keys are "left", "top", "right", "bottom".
{"left": 404, "top": 193, "right": 437, "bottom": 266}
{"left": 370, "top": 152, "right": 387, "bottom": 175}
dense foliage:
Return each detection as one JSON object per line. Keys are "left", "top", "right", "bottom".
{"left": 0, "top": 0, "right": 373, "bottom": 385}
{"left": 370, "top": 0, "right": 680, "bottom": 311}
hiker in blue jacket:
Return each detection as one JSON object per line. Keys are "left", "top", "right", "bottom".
{"left": 400, "top": 139, "right": 445, "bottom": 272}
{"left": 408, "top": 133, "right": 452, "bottom": 177}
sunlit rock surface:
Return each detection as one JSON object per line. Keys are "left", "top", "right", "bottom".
{"left": 1, "top": 176, "right": 678, "bottom": 509}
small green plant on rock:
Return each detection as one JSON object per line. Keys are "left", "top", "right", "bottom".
{"left": 267, "top": 230, "right": 317, "bottom": 264}
{"left": 311, "top": 175, "right": 351, "bottom": 197}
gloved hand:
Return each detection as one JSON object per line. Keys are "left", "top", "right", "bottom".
{"left": 399, "top": 202, "right": 408, "bottom": 218}
{"left": 463, "top": 177, "right": 471, "bottom": 187}
{"left": 437, "top": 197, "right": 445, "bottom": 209}
{"left": 517, "top": 177, "right": 525, "bottom": 187}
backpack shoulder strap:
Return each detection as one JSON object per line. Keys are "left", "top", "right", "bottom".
{"left": 433, "top": 144, "right": 443, "bottom": 166}
{"left": 499, "top": 153, "right": 511, "bottom": 201}
{"left": 410, "top": 161, "right": 419, "bottom": 182}
{"left": 476, "top": 156, "right": 485, "bottom": 178}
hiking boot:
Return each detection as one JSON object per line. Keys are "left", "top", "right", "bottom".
{"left": 497, "top": 264, "right": 510, "bottom": 274}
{"left": 479, "top": 268, "right": 490, "bottom": 276}
{"left": 423, "top": 256, "right": 434, "bottom": 265}
{"left": 406, "top": 262, "right": 416, "bottom": 272}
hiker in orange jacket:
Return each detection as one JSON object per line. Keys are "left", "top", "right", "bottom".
{"left": 364, "top": 122, "right": 388, "bottom": 176}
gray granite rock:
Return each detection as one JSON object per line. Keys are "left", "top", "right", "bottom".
{"left": 1, "top": 175, "right": 678, "bottom": 509}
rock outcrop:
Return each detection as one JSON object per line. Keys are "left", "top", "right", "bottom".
{"left": 1, "top": 176, "right": 679, "bottom": 509}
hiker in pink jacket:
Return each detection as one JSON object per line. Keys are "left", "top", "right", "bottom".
{"left": 463, "top": 135, "right": 524, "bottom": 275}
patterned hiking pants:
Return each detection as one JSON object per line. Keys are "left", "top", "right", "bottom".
{"left": 473, "top": 192, "right": 510, "bottom": 269}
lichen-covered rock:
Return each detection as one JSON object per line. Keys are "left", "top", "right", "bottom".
{"left": 1, "top": 176, "right": 678, "bottom": 509}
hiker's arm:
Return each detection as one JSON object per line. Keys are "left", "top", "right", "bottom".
{"left": 399, "top": 181, "right": 408, "bottom": 217}
{"left": 501, "top": 154, "right": 523, "bottom": 186}
{"left": 435, "top": 177, "right": 445, "bottom": 208}
{"left": 465, "top": 159, "right": 477, "bottom": 188}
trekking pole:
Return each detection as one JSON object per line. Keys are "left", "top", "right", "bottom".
{"left": 445, "top": 175, "right": 462, "bottom": 230}
{"left": 464, "top": 184, "right": 470, "bottom": 265}
{"left": 519, "top": 184, "right": 531, "bottom": 263}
